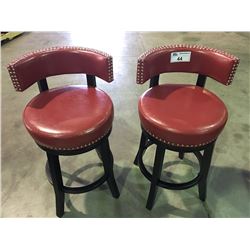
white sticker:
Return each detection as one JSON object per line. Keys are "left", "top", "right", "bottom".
{"left": 170, "top": 51, "right": 191, "bottom": 63}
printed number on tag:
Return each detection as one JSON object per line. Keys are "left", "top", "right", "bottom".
{"left": 170, "top": 51, "right": 191, "bottom": 63}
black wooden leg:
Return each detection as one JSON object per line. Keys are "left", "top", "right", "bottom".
{"left": 45, "top": 160, "right": 53, "bottom": 185}
{"left": 198, "top": 142, "right": 215, "bottom": 201}
{"left": 95, "top": 148, "right": 103, "bottom": 162}
{"left": 99, "top": 139, "right": 120, "bottom": 198}
{"left": 46, "top": 153, "right": 65, "bottom": 217}
{"left": 179, "top": 151, "right": 184, "bottom": 160}
{"left": 134, "top": 132, "right": 148, "bottom": 165}
{"left": 146, "top": 144, "right": 165, "bottom": 210}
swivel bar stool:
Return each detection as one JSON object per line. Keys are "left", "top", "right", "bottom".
{"left": 134, "top": 44, "right": 239, "bottom": 210}
{"left": 7, "top": 46, "right": 120, "bottom": 217}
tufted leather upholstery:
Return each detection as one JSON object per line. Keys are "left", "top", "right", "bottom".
{"left": 23, "top": 86, "right": 113, "bottom": 150}
{"left": 139, "top": 84, "right": 228, "bottom": 147}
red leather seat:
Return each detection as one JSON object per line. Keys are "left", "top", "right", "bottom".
{"left": 139, "top": 84, "right": 228, "bottom": 147}
{"left": 23, "top": 85, "right": 113, "bottom": 150}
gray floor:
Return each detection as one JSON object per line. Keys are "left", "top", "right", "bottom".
{"left": 1, "top": 32, "right": 250, "bottom": 217}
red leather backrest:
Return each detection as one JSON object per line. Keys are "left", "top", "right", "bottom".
{"left": 137, "top": 44, "right": 239, "bottom": 85}
{"left": 7, "top": 46, "right": 113, "bottom": 91}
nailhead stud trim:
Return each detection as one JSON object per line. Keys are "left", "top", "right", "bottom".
{"left": 226, "top": 58, "right": 240, "bottom": 85}
{"left": 107, "top": 55, "right": 114, "bottom": 82}
{"left": 38, "top": 129, "right": 110, "bottom": 151}
{"left": 7, "top": 46, "right": 113, "bottom": 91}
{"left": 145, "top": 129, "right": 215, "bottom": 148}
{"left": 136, "top": 44, "right": 240, "bottom": 85}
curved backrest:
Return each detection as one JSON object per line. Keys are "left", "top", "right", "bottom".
{"left": 136, "top": 44, "right": 239, "bottom": 86}
{"left": 7, "top": 46, "right": 113, "bottom": 91}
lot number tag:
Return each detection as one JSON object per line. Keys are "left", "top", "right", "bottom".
{"left": 170, "top": 51, "right": 191, "bottom": 63}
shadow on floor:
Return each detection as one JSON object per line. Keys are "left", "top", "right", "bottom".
{"left": 60, "top": 157, "right": 250, "bottom": 218}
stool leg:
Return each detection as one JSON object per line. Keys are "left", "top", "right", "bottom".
{"left": 98, "top": 139, "right": 120, "bottom": 198}
{"left": 95, "top": 148, "right": 103, "bottom": 162}
{"left": 179, "top": 151, "right": 184, "bottom": 160}
{"left": 146, "top": 144, "right": 165, "bottom": 210}
{"left": 46, "top": 153, "right": 65, "bottom": 217}
{"left": 134, "top": 132, "right": 148, "bottom": 165}
{"left": 198, "top": 142, "right": 215, "bottom": 201}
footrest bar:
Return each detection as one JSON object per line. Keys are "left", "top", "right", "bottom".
{"left": 63, "top": 174, "right": 107, "bottom": 194}
{"left": 137, "top": 144, "right": 203, "bottom": 190}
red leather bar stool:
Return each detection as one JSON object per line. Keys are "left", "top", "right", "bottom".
{"left": 7, "top": 46, "right": 120, "bottom": 217}
{"left": 134, "top": 44, "right": 239, "bottom": 210}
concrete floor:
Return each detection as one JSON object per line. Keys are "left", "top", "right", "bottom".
{"left": 1, "top": 32, "right": 249, "bottom": 217}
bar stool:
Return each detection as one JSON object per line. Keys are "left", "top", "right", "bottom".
{"left": 134, "top": 44, "right": 239, "bottom": 210}
{"left": 7, "top": 46, "right": 120, "bottom": 217}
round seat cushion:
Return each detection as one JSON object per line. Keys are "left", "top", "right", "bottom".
{"left": 23, "top": 85, "right": 113, "bottom": 150}
{"left": 139, "top": 84, "right": 228, "bottom": 147}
